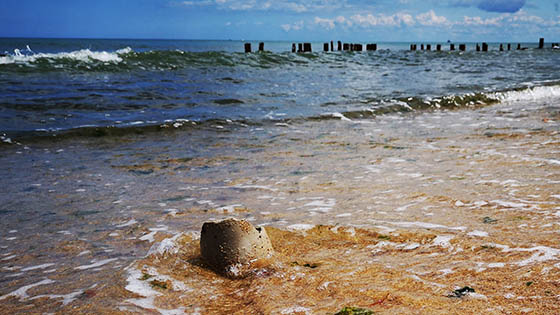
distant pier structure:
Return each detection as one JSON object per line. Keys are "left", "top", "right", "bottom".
{"left": 244, "top": 38, "right": 558, "bottom": 53}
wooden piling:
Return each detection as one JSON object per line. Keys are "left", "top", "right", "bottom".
{"left": 324, "top": 43, "right": 329, "bottom": 52}
{"left": 482, "top": 42, "right": 488, "bottom": 52}
{"left": 499, "top": 44, "right": 503, "bottom": 51}
{"left": 517, "top": 43, "right": 521, "bottom": 50}
{"left": 298, "top": 43, "right": 303, "bottom": 52}
{"left": 450, "top": 44, "right": 455, "bottom": 51}
{"left": 410, "top": 44, "right": 416, "bottom": 51}
{"left": 337, "top": 41, "right": 342, "bottom": 51}
{"left": 507, "top": 43, "right": 511, "bottom": 51}
{"left": 244, "top": 43, "right": 251, "bottom": 53}
{"left": 292, "top": 43, "right": 296, "bottom": 53}
{"left": 476, "top": 44, "right": 480, "bottom": 51}
{"left": 426, "top": 44, "right": 431, "bottom": 51}
{"left": 353, "top": 44, "right": 363, "bottom": 51}
{"left": 303, "top": 43, "right": 312, "bottom": 52}
{"left": 421, "top": 44, "right": 424, "bottom": 50}
{"left": 258, "top": 42, "right": 264, "bottom": 51}
{"left": 343, "top": 43, "right": 349, "bottom": 51}
{"left": 539, "top": 38, "right": 544, "bottom": 49}
{"left": 330, "top": 41, "right": 334, "bottom": 52}
{"left": 436, "top": 44, "right": 441, "bottom": 51}
{"left": 459, "top": 44, "right": 466, "bottom": 51}
{"left": 366, "top": 44, "right": 377, "bottom": 51}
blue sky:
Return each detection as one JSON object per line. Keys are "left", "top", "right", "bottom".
{"left": 1, "top": 0, "right": 559, "bottom": 41}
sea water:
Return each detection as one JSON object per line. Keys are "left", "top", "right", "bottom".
{"left": 1, "top": 38, "right": 559, "bottom": 313}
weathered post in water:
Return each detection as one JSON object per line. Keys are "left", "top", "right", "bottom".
{"left": 482, "top": 42, "right": 488, "bottom": 52}
{"left": 410, "top": 44, "right": 416, "bottom": 51}
{"left": 450, "top": 44, "right": 455, "bottom": 51}
{"left": 507, "top": 43, "right": 511, "bottom": 51}
{"left": 244, "top": 43, "right": 251, "bottom": 53}
{"left": 476, "top": 44, "right": 480, "bottom": 51}
{"left": 421, "top": 44, "right": 424, "bottom": 50}
{"left": 259, "top": 42, "right": 264, "bottom": 51}
{"left": 517, "top": 43, "right": 521, "bottom": 50}
{"left": 343, "top": 43, "right": 350, "bottom": 51}
{"left": 459, "top": 44, "right": 466, "bottom": 51}
{"left": 298, "top": 43, "right": 303, "bottom": 52}
{"left": 426, "top": 44, "right": 431, "bottom": 51}
{"left": 353, "top": 44, "right": 363, "bottom": 51}
{"left": 539, "top": 38, "right": 544, "bottom": 49}
{"left": 499, "top": 44, "right": 503, "bottom": 51}
{"left": 323, "top": 43, "right": 329, "bottom": 52}
{"left": 330, "top": 41, "right": 334, "bottom": 51}
{"left": 436, "top": 44, "right": 441, "bottom": 51}
{"left": 303, "top": 43, "right": 312, "bottom": 52}
{"left": 292, "top": 43, "right": 296, "bottom": 53}
{"left": 337, "top": 41, "right": 342, "bottom": 51}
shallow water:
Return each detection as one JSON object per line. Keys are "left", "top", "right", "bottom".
{"left": 1, "top": 90, "right": 559, "bottom": 313}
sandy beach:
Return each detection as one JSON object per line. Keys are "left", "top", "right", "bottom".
{"left": 1, "top": 89, "right": 559, "bottom": 313}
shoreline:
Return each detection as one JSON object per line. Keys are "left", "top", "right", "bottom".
{"left": 0, "top": 96, "right": 559, "bottom": 313}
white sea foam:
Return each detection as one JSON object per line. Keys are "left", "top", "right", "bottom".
{"left": 31, "top": 289, "right": 84, "bottom": 306}
{"left": 21, "top": 263, "right": 55, "bottom": 272}
{"left": 468, "top": 230, "right": 489, "bottom": 237}
{"left": 74, "top": 258, "right": 118, "bottom": 270}
{"left": 286, "top": 224, "right": 315, "bottom": 231}
{"left": 216, "top": 204, "right": 243, "bottom": 213}
{"left": 116, "top": 219, "right": 138, "bottom": 228}
{"left": 327, "top": 112, "right": 352, "bottom": 122}
{"left": 491, "top": 85, "right": 560, "bottom": 104}
{"left": 123, "top": 266, "right": 188, "bottom": 314}
{"left": 0, "top": 279, "right": 55, "bottom": 301}
{"left": 147, "top": 233, "right": 184, "bottom": 256}
{"left": 0, "top": 47, "right": 131, "bottom": 65}
{"left": 280, "top": 306, "right": 311, "bottom": 314}
{"left": 139, "top": 225, "right": 169, "bottom": 243}
{"left": 383, "top": 221, "right": 466, "bottom": 231}
{"left": 432, "top": 235, "right": 454, "bottom": 248}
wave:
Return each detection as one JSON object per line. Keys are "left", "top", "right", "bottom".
{"left": 0, "top": 47, "right": 317, "bottom": 72}
{"left": 310, "top": 83, "right": 560, "bottom": 121}
{"left": 3, "top": 83, "right": 559, "bottom": 144}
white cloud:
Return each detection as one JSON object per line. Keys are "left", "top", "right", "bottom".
{"left": 314, "top": 16, "right": 351, "bottom": 30}
{"left": 458, "top": 10, "right": 559, "bottom": 27}
{"left": 416, "top": 10, "right": 449, "bottom": 26}
{"left": 281, "top": 20, "right": 304, "bottom": 32}
{"left": 350, "top": 12, "right": 415, "bottom": 28}
{"left": 314, "top": 17, "right": 336, "bottom": 30}
{"left": 178, "top": 0, "right": 345, "bottom": 12}
{"left": 461, "top": 15, "right": 501, "bottom": 26}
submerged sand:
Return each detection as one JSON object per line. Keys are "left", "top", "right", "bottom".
{"left": 0, "top": 97, "right": 559, "bottom": 314}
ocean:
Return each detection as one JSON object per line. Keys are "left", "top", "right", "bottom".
{"left": 1, "top": 38, "right": 559, "bottom": 313}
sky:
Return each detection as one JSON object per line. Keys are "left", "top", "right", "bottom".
{"left": 1, "top": 0, "right": 559, "bottom": 42}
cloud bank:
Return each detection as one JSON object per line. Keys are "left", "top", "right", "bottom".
{"left": 451, "top": 0, "right": 526, "bottom": 13}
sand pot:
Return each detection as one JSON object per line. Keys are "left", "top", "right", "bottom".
{"left": 200, "top": 218, "right": 274, "bottom": 277}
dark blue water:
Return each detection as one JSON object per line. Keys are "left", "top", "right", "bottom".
{"left": 1, "top": 38, "right": 559, "bottom": 137}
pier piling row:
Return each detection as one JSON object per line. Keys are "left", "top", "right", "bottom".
{"left": 248, "top": 38, "right": 555, "bottom": 53}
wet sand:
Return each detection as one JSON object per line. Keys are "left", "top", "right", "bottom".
{"left": 0, "top": 97, "right": 559, "bottom": 314}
